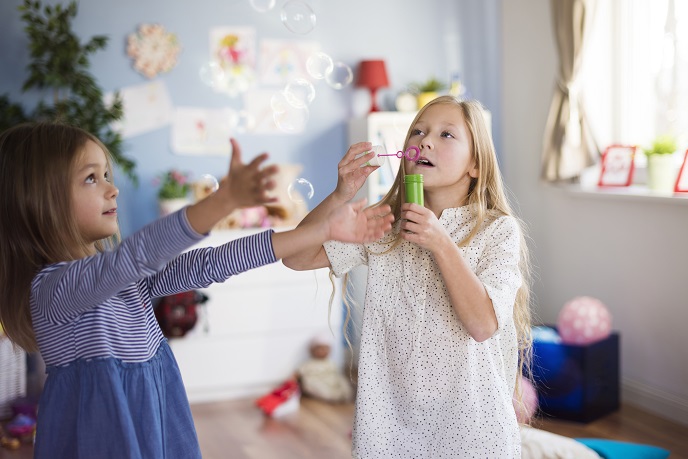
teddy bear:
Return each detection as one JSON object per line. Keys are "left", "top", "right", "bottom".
{"left": 296, "top": 333, "right": 354, "bottom": 404}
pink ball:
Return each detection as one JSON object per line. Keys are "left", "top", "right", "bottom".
{"left": 513, "top": 375, "right": 538, "bottom": 423}
{"left": 557, "top": 296, "right": 612, "bottom": 345}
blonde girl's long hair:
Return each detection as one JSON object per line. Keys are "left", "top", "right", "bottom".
{"left": 370, "top": 96, "right": 533, "bottom": 399}
{"left": 0, "top": 122, "right": 119, "bottom": 352}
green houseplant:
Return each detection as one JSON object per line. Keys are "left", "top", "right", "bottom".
{"left": 643, "top": 134, "right": 679, "bottom": 194}
{"left": 409, "top": 76, "right": 447, "bottom": 109}
{"left": 0, "top": 0, "right": 137, "bottom": 183}
{"left": 156, "top": 169, "right": 191, "bottom": 216}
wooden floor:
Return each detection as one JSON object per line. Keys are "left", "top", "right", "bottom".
{"left": 1, "top": 399, "right": 687, "bottom": 458}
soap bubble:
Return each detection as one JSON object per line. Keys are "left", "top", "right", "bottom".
{"left": 199, "top": 61, "right": 226, "bottom": 88}
{"left": 280, "top": 0, "right": 316, "bottom": 35}
{"left": 284, "top": 78, "right": 315, "bottom": 108}
{"left": 273, "top": 104, "right": 309, "bottom": 133}
{"left": 325, "top": 61, "right": 353, "bottom": 89}
{"left": 271, "top": 90, "right": 291, "bottom": 114}
{"left": 249, "top": 0, "right": 275, "bottom": 13}
{"left": 306, "top": 52, "right": 334, "bottom": 79}
{"left": 199, "top": 174, "right": 220, "bottom": 193}
{"left": 287, "top": 178, "right": 314, "bottom": 202}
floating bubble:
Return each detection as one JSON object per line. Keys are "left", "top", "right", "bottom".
{"left": 199, "top": 174, "right": 220, "bottom": 193}
{"left": 271, "top": 90, "right": 291, "bottom": 114}
{"left": 284, "top": 78, "right": 315, "bottom": 108}
{"left": 306, "top": 52, "right": 334, "bottom": 79}
{"left": 325, "top": 61, "right": 353, "bottom": 89}
{"left": 273, "top": 104, "right": 309, "bottom": 133}
{"left": 249, "top": 0, "right": 275, "bottom": 13}
{"left": 280, "top": 0, "right": 316, "bottom": 35}
{"left": 287, "top": 177, "right": 314, "bottom": 202}
{"left": 199, "top": 61, "right": 226, "bottom": 88}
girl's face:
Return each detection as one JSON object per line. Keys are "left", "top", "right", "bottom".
{"left": 404, "top": 103, "right": 478, "bottom": 202}
{"left": 71, "top": 140, "right": 119, "bottom": 250}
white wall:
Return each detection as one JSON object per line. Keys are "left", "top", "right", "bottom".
{"left": 501, "top": 0, "right": 688, "bottom": 426}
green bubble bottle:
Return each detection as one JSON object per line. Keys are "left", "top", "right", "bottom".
{"left": 404, "top": 174, "right": 424, "bottom": 206}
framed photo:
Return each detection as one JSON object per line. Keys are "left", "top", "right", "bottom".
{"left": 598, "top": 145, "right": 636, "bottom": 187}
{"left": 675, "top": 150, "right": 688, "bottom": 193}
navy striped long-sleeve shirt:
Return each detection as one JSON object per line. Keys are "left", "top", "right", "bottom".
{"left": 30, "top": 209, "right": 276, "bottom": 367}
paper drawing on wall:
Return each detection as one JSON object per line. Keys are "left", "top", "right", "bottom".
{"left": 171, "top": 107, "right": 238, "bottom": 155}
{"left": 243, "top": 90, "right": 308, "bottom": 135}
{"left": 206, "top": 27, "right": 256, "bottom": 97}
{"left": 258, "top": 39, "right": 320, "bottom": 86}
{"left": 104, "top": 80, "right": 173, "bottom": 138}
{"left": 127, "top": 24, "right": 181, "bottom": 79}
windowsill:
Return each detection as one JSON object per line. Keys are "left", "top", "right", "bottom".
{"left": 558, "top": 184, "right": 688, "bottom": 205}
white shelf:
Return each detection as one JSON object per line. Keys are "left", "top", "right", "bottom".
{"left": 169, "top": 230, "right": 343, "bottom": 403}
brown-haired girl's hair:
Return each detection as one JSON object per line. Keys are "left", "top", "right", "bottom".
{"left": 0, "top": 122, "right": 117, "bottom": 351}
{"left": 360, "top": 97, "right": 534, "bottom": 411}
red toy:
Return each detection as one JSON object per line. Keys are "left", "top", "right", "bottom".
{"left": 154, "top": 290, "right": 208, "bottom": 337}
{"left": 255, "top": 379, "right": 300, "bottom": 417}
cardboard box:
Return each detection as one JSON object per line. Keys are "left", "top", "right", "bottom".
{"left": 532, "top": 329, "right": 620, "bottom": 423}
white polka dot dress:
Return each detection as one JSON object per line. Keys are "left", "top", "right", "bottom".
{"left": 324, "top": 206, "right": 523, "bottom": 458}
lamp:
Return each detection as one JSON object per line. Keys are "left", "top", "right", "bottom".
{"left": 356, "top": 59, "right": 390, "bottom": 113}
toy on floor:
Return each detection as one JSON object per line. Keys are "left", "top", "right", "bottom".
{"left": 6, "top": 414, "right": 35, "bottom": 442}
{"left": 513, "top": 374, "right": 539, "bottom": 424}
{"left": 0, "top": 424, "right": 20, "bottom": 450}
{"left": 296, "top": 333, "right": 353, "bottom": 403}
{"left": 557, "top": 296, "right": 612, "bottom": 345}
{"left": 255, "top": 379, "right": 300, "bottom": 417}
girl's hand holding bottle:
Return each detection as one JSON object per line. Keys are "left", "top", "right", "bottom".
{"left": 400, "top": 202, "right": 453, "bottom": 253}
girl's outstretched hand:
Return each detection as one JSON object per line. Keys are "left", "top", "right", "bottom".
{"left": 333, "top": 142, "right": 379, "bottom": 203}
{"left": 400, "top": 203, "right": 453, "bottom": 252}
{"left": 326, "top": 199, "right": 394, "bottom": 243}
{"left": 217, "top": 138, "right": 280, "bottom": 209}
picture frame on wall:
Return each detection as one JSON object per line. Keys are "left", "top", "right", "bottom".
{"left": 675, "top": 150, "right": 688, "bottom": 193}
{"left": 598, "top": 145, "right": 636, "bottom": 187}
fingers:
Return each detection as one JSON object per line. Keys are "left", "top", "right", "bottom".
{"left": 342, "top": 141, "right": 373, "bottom": 163}
{"left": 229, "top": 138, "right": 242, "bottom": 168}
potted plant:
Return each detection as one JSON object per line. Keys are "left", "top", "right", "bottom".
{"left": 644, "top": 134, "right": 679, "bottom": 194}
{"left": 0, "top": 0, "right": 137, "bottom": 184}
{"left": 409, "top": 77, "right": 447, "bottom": 109}
{"left": 157, "top": 169, "right": 191, "bottom": 216}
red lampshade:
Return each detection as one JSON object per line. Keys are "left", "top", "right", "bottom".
{"left": 356, "top": 59, "right": 390, "bottom": 112}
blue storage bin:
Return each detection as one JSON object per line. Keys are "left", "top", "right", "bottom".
{"left": 532, "top": 327, "right": 620, "bottom": 422}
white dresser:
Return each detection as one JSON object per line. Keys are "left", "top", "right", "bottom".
{"left": 168, "top": 229, "right": 344, "bottom": 404}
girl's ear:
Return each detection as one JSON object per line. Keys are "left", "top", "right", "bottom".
{"left": 468, "top": 161, "right": 479, "bottom": 179}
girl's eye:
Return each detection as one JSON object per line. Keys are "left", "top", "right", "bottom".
{"left": 441, "top": 131, "right": 454, "bottom": 139}
{"left": 104, "top": 171, "right": 111, "bottom": 183}
{"left": 85, "top": 174, "right": 96, "bottom": 184}
{"left": 410, "top": 128, "right": 424, "bottom": 136}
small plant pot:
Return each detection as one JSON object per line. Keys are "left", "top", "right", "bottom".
{"left": 647, "top": 154, "right": 678, "bottom": 195}
{"left": 417, "top": 92, "right": 439, "bottom": 109}
{"left": 159, "top": 198, "right": 191, "bottom": 217}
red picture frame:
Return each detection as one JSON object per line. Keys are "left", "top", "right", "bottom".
{"left": 598, "top": 145, "right": 636, "bottom": 187}
{"left": 675, "top": 150, "right": 688, "bottom": 193}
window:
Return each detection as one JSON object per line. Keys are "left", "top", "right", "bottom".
{"left": 583, "top": 0, "right": 688, "bottom": 162}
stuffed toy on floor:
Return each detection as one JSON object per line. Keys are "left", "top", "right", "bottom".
{"left": 296, "top": 333, "right": 353, "bottom": 403}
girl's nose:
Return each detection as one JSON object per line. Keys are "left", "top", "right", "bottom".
{"left": 419, "top": 138, "right": 432, "bottom": 150}
{"left": 109, "top": 184, "right": 119, "bottom": 199}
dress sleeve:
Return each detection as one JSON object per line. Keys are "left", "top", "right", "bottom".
{"left": 323, "top": 240, "right": 368, "bottom": 277}
{"left": 476, "top": 216, "right": 522, "bottom": 334}
{"left": 146, "top": 229, "right": 276, "bottom": 297}
{"left": 31, "top": 209, "right": 205, "bottom": 324}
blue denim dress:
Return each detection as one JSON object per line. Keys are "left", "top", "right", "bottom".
{"left": 34, "top": 341, "right": 201, "bottom": 459}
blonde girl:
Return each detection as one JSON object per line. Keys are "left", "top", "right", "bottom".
{"left": 284, "top": 96, "right": 532, "bottom": 458}
{"left": 0, "top": 121, "right": 392, "bottom": 459}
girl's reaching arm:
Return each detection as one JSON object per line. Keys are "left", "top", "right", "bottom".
{"left": 282, "top": 142, "right": 384, "bottom": 270}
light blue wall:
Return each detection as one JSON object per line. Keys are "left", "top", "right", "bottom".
{"left": 0, "top": 0, "right": 501, "bottom": 235}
